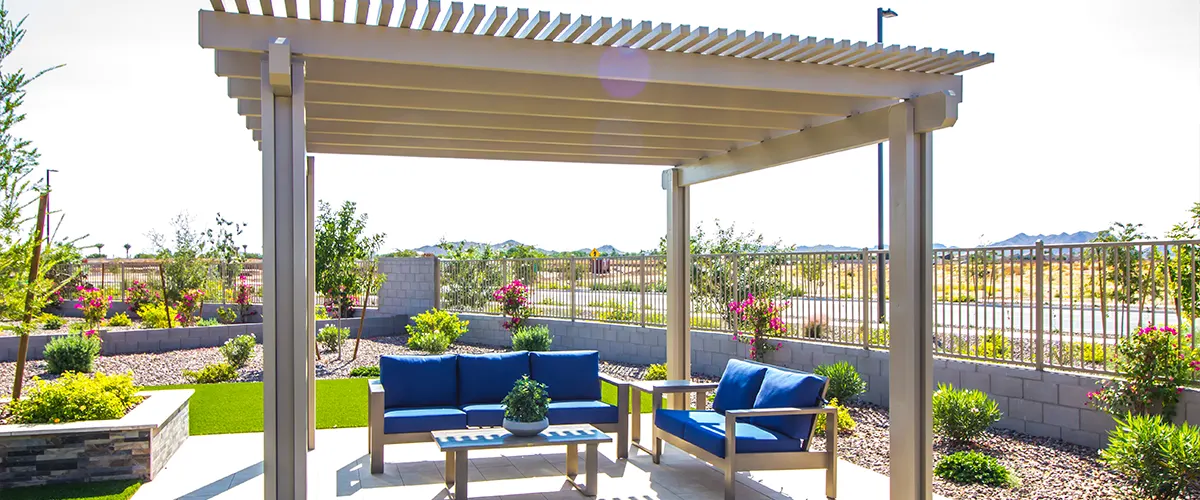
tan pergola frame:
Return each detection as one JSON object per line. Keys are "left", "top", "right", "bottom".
{"left": 198, "top": 2, "right": 991, "bottom": 499}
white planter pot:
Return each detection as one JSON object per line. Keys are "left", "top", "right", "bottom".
{"left": 503, "top": 417, "right": 549, "bottom": 437}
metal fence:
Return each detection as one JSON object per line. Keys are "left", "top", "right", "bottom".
{"left": 438, "top": 239, "right": 1200, "bottom": 375}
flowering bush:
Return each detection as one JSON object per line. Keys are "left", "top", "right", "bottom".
{"left": 74, "top": 286, "right": 111, "bottom": 326}
{"left": 174, "top": 289, "right": 205, "bottom": 327}
{"left": 323, "top": 285, "right": 357, "bottom": 319}
{"left": 233, "top": 274, "right": 257, "bottom": 322}
{"left": 1088, "top": 326, "right": 1199, "bottom": 420}
{"left": 729, "top": 294, "right": 788, "bottom": 362}
{"left": 125, "top": 280, "right": 158, "bottom": 315}
{"left": 493, "top": 279, "right": 531, "bottom": 332}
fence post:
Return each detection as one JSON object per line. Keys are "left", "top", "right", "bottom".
{"left": 120, "top": 262, "right": 126, "bottom": 302}
{"left": 433, "top": 257, "right": 442, "bottom": 310}
{"left": 639, "top": 255, "right": 647, "bottom": 327}
{"left": 569, "top": 258, "right": 577, "bottom": 321}
{"left": 730, "top": 254, "right": 739, "bottom": 333}
{"left": 862, "top": 248, "right": 871, "bottom": 349}
{"left": 220, "top": 262, "right": 227, "bottom": 305}
{"left": 1034, "top": 240, "right": 1045, "bottom": 371}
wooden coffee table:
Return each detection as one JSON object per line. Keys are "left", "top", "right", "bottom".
{"left": 431, "top": 424, "right": 613, "bottom": 499}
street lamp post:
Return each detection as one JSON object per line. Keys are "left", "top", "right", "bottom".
{"left": 876, "top": 7, "right": 897, "bottom": 323}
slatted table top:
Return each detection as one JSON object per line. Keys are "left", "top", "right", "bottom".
{"left": 432, "top": 424, "right": 612, "bottom": 452}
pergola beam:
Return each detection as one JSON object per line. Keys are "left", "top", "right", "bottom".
{"left": 307, "top": 144, "right": 676, "bottom": 165}
{"left": 305, "top": 133, "right": 702, "bottom": 160}
{"left": 676, "top": 91, "right": 958, "bottom": 186}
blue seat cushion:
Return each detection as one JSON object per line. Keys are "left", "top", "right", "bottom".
{"left": 529, "top": 351, "right": 601, "bottom": 401}
{"left": 748, "top": 367, "right": 827, "bottom": 442}
{"left": 457, "top": 352, "right": 531, "bottom": 406}
{"left": 461, "top": 403, "right": 506, "bottom": 427}
{"left": 383, "top": 407, "right": 466, "bottom": 434}
{"left": 655, "top": 409, "right": 801, "bottom": 458}
{"left": 712, "top": 359, "right": 768, "bottom": 413}
{"left": 380, "top": 354, "right": 458, "bottom": 408}
{"left": 548, "top": 401, "right": 619, "bottom": 425}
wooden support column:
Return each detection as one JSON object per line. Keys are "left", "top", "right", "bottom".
{"left": 262, "top": 38, "right": 308, "bottom": 500}
{"left": 307, "top": 155, "right": 316, "bottom": 451}
{"left": 887, "top": 100, "right": 934, "bottom": 500}
{"left": 663, "top": 168, "right": 691, "bottom": 409}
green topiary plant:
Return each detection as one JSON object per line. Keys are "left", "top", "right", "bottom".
{"left": 7, "top": 372, "right": 142, "bottom": 424}
{"left": 644, "top": 363, "right": 668, "bottom": 381}
{"left": 814, "top": 361, "right": 867, "bottom": 403}
{"left": 814, "top": 398, "right": 856, "bottom": 435}
{"left": 349, "top": 365, "right": 380, "bottom": 377}
{"left": 41, "top": 315, "right": 64, "bottom": 330}
{"left": 502, "top": 375, "right": 550, "bottom": 423}
{"left": 196, "top": 318, "right": 220, "bottom": 326}
{"left": 182, "top": 362, "right": 238, "bottom": 384}
{"left": 512, "top": 324, "right": 552, "bottom": 352}
{"left": 406, "top": 308, "right": 469, "bottom": 354}
{"left": 934, "top": 451, "right": 1016, "bottom": 488}
{"left": 43, "top": 331, "right": 103, "bottom": 374}
{"left": 932, "top": 383, "right": 1001, "bottom": 443}
{"left": 219, "top": 334, "right": 256, "bottom": 369}
{"left": 106, "top": 312, "right": 133, "bottom": 327}
{"left": 317, "top": 325, "right": 350, "bottom": 353}
{"left": 1101, "top": 413, "right": 1200, "bottom": 499}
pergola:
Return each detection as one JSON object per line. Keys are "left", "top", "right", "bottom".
{"left": 197, "top": 2, "right": 992, "bottom": 498}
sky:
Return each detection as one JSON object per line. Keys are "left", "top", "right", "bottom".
{"left": 5, "top": 0, "right": 1200, "bottom": 255}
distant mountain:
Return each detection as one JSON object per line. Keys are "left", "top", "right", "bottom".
{"left": 574, "top": 245, "right": 621, "bottom": 255}
{"left": 411, "top": 240, "right": 556, "bottom": 256}
{"left": 987, "top": 231, "right": 1098, "bottom": 247}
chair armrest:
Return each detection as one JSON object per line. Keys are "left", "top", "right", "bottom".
{"left": 651, "top": 382, "right": 718, "bottom": 396}
{"left": 724, "top": 406, "right": 837, "bottom": 419}
{"left": 598, "top": 372, "right": 627, "bottom": 388}
{"left": 368, "top": 379, "right": 385, "bottom": 394}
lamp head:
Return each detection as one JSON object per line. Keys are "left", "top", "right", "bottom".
{"left": 880, "top": 8, "right": 898, "bottom": 18}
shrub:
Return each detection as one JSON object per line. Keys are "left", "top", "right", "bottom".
{"left": 317, "top": 325, "right": 350, "bottom": 352}
{"left": 644, "top": 363, "right": 667, "bottom": 381}
{"left": 41, "top": 315, "right": 63, "bottom": 330}
{"left": 1088, "top": 326, "right": 1199, "bottom": 420}
{"left": 125, "top": 280, "right": 158, "bottom": 315}
{"left": 182, "top": 362, "right": 238, "bottom": 384}
{"left": 814, "top": 361, "right": 867, "bottom": 403}
{"left": 868, "top": 322, "right": 889, "bottom": 346}
{"left": 814, "top": 398, "right": 856, "bottom": 435}
{"left": 138, "top": 304, "right": 179, "bottom": 329}
{"left": 219, "top": 334, "right": 256, "bottom": 369}
{"left": 43, "top": 331, "right": 103, "bottom": 374}
{"left": 74, "top": 285, "right": 111, "bottom": 326}
{"left": 729, "top": 294, "right": 788, "bottom": 361}
{"left": 1101, "top": 413, "right": 1200, "bottom": 499}
{"left": 802, "top": 316, "right": 827, "bottom": 339}
{"left": 106, "top": 312, "right": 133, "bottom": 327}
{"left": 512, "top": 324, "right": 552, "bottom": 352}
{"left": 216, "top": 307, "right": 239, "bottom": 325}
{"left": 502, "top": 375, "right": 550, "bottom": 423}
{"left": 175, "top": 289, "right": 205, "bottom": 327}
{"left": 67, "top": 320, "right": 87, "bottom": 334}
{"left": 932, "top": 383, "right": 1001, "bottom": 443}
{"left": 934, "top": 451, "right": 1016, "bottom": 488}
{"left": 966, "top": 331, "right": 1011, "bottom": 360}
{"left": 196, "top": 318, "right": 220, "bottom": 326}
{"left": 229, "top": 274, "right": 257, "bottom": 323}
{"left": 7, "top": 372, "right": 142, "bottom": 424}
{"left": 493, "top": 279, "right": 532, "bottom": 331}
{"left": 594, "top": 300, "right": 638, "bottom": 322}
{"left": 349, "top": 365, "right": 380, "bottom": 377}
{"left": 406, "top": 309, "right": 469, "bottom": 354}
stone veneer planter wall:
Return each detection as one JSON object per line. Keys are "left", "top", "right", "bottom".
{"left": 0, "top": 389, "right": 193, "bottom": 489}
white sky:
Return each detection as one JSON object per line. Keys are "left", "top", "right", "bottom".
{"left": 6, "top": 0, "right": 1200, "bottom": 254}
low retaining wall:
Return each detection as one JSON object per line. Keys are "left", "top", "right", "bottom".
{"left": 53, "top": 301, "right": 266, "bottom": 321}
{"left": 452, "top": 312, "right": 1200, "bottom": 449}
{"left": 0, "top": 389, "right": 192, "bottom": 489}
{"left": 0, "top": 315, "right": 408, "bottom": 362}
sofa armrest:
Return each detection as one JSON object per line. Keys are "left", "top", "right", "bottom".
{"left": 598, "top": 372, "right": 626, "bottom": 388}
{"left": 724, "top": 406, "right": 837, "bottom": 419}
{"left": 368, "top": 378, "right": 385, "bottom": 394}
{"left": 649, "top": 381, "right": 718, "bottom": 396}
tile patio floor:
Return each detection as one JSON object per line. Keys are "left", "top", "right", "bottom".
{"left": 134, "top": 415, "right": 936, "bottom": 500}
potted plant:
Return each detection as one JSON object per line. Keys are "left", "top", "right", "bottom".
{"left": 501, "top": 375, "right": 550, "bottom": 436}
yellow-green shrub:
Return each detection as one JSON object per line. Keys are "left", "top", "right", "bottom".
{"left": 814, "top": 398, "right": 856, "bottom": 435}
{"left": 644, "top": 363, "right": 667, "bottom": 381}
{"left": 8, "top": 372, "right": 142, "bottom": 424}
{"left": 106, "top": 312, "right": 133, "bottom": 327}
{"left": 138, "top": 304, "right": 178, "bottom": 329}
{"left": 182, "top": 362, "right": 237, "bottom": 384}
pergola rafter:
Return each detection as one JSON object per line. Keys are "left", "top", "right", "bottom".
{"left": 197, "top": 2, "right": 992, "bottom": 499}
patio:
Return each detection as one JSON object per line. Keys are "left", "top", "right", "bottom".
{"left": 134, "top": 417, "right": 941, "bottom": 500}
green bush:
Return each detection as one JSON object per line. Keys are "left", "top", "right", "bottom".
{"left": 502, "top": 375, "right": 550, "bottom": 422}
{"left": 196, "top": 318, "right": 220, "bottom": 326}
{"left": 512, "top": 324, "right": 552, "bottom": 352}
{"left": 67, "top": 321, "right": 87, "bottom": 334}
{"left": 7, "top": 372, "right": 143, "bottom": 424}
{"left": 43, "top": 332, "right": 103, "bottom": 374}
{"left": 106, "top": 312, "right": 133, "bottom": 327}
{"left": 317, "top": 325, "right": 350, "bottom": 352}
{"left": 138, "top": 304, "right": 178, "bottom": 329}
{"left": 406, "top": 309, "right": 469, "bottom": 354}
{"left": 868, "top": 322, "right": 889, "bottom": 346}
{"left": 644, "top": 363, "right": 667, "bottom": 381}
{"left": 40, "top": 315, "right": 64, "bottom": 330}
{"left": 802, "top": 317, "right": 827, "bottom": 338}
{"left": 349, "top": 365, "right": 380, "bottom": 377}
{"left": 814, "top": 361, "right": 866, "bottom": 403}
{"left": 594, "top": 300, "right": 638, "bottom": 322}
{"left": 934, "top": 451, "right": 1015, "bottom": 488}
{"left": 932, "top": 383, "right": 1002, "bottom": 443}
{"left": 216, "top": 307, "right": 239, "bottom": 325}
{"left": 219, "top": 334, "right": 256, "bottom": 369}
{"left": 182, "top": 362, "right": 238, "bottom": 384}
{"left": 814, "top": 398, "right": 856, "bottom": 435}
{"left": 1101, "top": 413, "right": 1200, "bottom": 499}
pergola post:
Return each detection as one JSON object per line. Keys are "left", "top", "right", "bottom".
{"left": 663, "top": 168, "right": 691, "bottom": 409}
{"left": 306, "top": 155, "right": 316, "bottom": 452}
{"left": 887, "top": 100, "right": 935, "bottom": 500}
{"left": 261, "top": 38, "right": 309, "bottom": 500}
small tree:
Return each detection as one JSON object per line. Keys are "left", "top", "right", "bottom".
{"left": 438, "top": 240, "right": 505, "bottom": 309}
{"left": 148, "top": 213, "right": 209, "bottom": 303}
{"left": 315, "top": 201, "right": 384, "bottom": 318}
{"left": 205, "top": 213, "right": 246, "bottom": 287}
{"left": 1090, "top": 222, "right": 1155, "bottom": 304}
{"left": 1164, "top": 202, "right": 1200, "bottom": 322}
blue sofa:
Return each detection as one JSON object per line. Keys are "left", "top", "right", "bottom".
{"left": 651, "top": 359, "right": 837, "bottom": 500}
{"left": 368, "top": 350, "right": 629, "bottom": 474}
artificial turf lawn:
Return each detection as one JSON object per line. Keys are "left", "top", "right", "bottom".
{"left": 145, "top": 378, "right": 654, "bottom": 435}
{"left": 3, "top": 479, "right": 141, "bottom": 500}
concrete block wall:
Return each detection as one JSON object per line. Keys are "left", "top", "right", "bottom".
{"left": 377, "top": 257, "right": 437, "bottom": 317}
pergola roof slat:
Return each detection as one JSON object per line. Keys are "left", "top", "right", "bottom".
{"left": 258, "top": 0, "right": 273, "bottom": 17}
{"left": 307, "top": 144, "right": 678, "bottom": 165}
{"left": 234, "top": 0, "right": 250, "bottom": 15}
{"left": 211, "top": 0, "right": 226, "bottom": 13}
{"left": 556, "top": 14, "right": 590, "bottom": 42}
{"left": 378, "top": 0, "right": 396, "bottom": 26}
{"left": 478, "top": 6, "right": 507, "bottom": 35}
{"left": 702, "top": 29, "right": 744, "bottom": 55}
{"left": 575, "top": 16, "right": 612, "bottom": 44}
{"left": 305, "top": 134, "right": 703, "bottom": 160}
{"left": 418, "top": 0, "right": 441, "bottom": 29}
{"left": 459, "top": 4, "right": 485, "bottom": 33}
{"left": 495, "top": 7, "right": 527, "bottom": 37}
{"left": 538, "top": 13, "right": 571, "bottom": 41}
{"left": 740, "top": 33, "right": 782, "bottom": 59}
{"left": 332, "top": 0, "right": 346, "bottom": 23}
{"left": 516, "top": 10, "right": 550, "bottom": 39}
{"left": 308, "top": 0, "right": 320, "bottom": 20}
{"left": 593, "top": 18, "right": 633, "bottom": 46}
{"left": 399, "top": 0, "right": 419, "bottom": 28}
{"left": 631, "top": 22, "right": 672, "bottom": 49}
{"left": 284, "top": 0, "right": 297, "bottom": 18}
{"left": 436, "top": 1, "right": 463, "bottom": 31}
{"left": 355, "top": 0, "right": 369, "bottom": 25}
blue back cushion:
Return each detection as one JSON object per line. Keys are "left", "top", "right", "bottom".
{"left": 380, "top": 354, "right": 458, "bottom": 408}
{"left": 712, "top": 359, "right": 768, "bottom": 413}
{"left": 529, "top": 351, "right": 601, "bottom": 401}
{"left": 749, "top": 367, "right": 827, "bottom": 442}
{"left": 457, "top": 352, "right": 531, "bottom": 405}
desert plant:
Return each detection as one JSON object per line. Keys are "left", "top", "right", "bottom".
{"left": 219, "top": 334, "right": 256, "bottom": 369}
{"left": 1088, "top": 325, "right": 1199, "bottom": 420}
{"left": 349, "top": 365, "right": 380, "bottom": 377}
{"left": 124, "top": 279, "right": 158, "bottom": 315}
{"left": 493, "top": 278, "right": 532, "bottom": 331}
{"left": 932, "top": 383, "right": 1002, "bottom": 443}
{"left": 106, "top": 312, "right": 132, "bottom": 327}
{"left": 148, "top": 213, "right": 210, "bottom": 303}
{"left": 317, "top": 325, "right": 350, "bottom": 353}
{"left": 7, "top": 372, "right": 142, "bottom": 424}
{"left": 934, "top": 451, "right": 1016, "bottom": 488}
{"left": 814, "top": 398, "right": 856, "bottom": 435}
{"left": 43, "top": 330, "right": 102, "bottom": 374}
{"left": 182, "top": 362, "right": 238, "bottom": 384}
{"left": 137, "top": 303, "right": 178, "bottom": 329}
{"left": 644, "top": 363, "right": 668, "bottom": 381}
{"left": 814, "top": 361, "right": 867, "bottom": 403}
{"left": 1101, "top": 413, "right": 1200, "bottom": 499}
{"left": 74, "top": 285, "right": 111, "bottom": 326}
{"left": 40, "top": 315, "right": 63, "bottom": 330}
{"left": 174, "top": 288, "right": 204, "bottom": 327}
{"left": 502, "top": 375, "right": 551, "bottom": 423}
{"left": 405, "top": 308, "right": 469, "bottom": 354}
{"left": 511, "top": 324, "right": 552, "bottom": 352}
